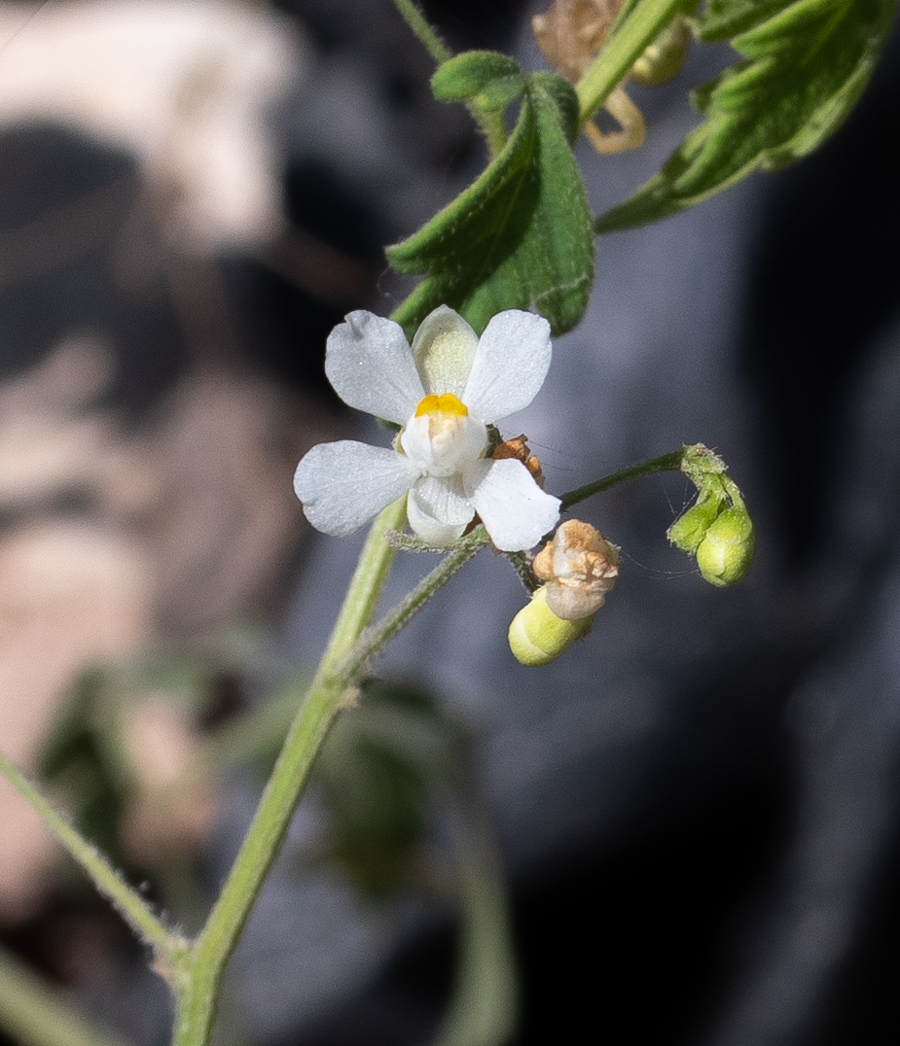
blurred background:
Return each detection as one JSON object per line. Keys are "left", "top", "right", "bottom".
{"left": 0, "top": 1, "right": 899, "bottom": 1044}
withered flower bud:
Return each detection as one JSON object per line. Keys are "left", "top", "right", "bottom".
{"left": 492, "top": 433, "right": 545, "bottom": 487}
{"left": 532, "top": 519, "right": 619, "bottom": 621}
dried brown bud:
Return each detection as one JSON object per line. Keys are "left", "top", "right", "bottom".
{"left": 532, "top": 519, "right": 619, "bottom": 620}
{"left": 492, "top": 433, "right": 544, "bottom": 487}
{"left": 532, "top": 0, "right": 618, "bottom": 83}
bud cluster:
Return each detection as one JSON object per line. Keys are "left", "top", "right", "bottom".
{"left": 668, "top": 446, "right": 755, "bottom": 587}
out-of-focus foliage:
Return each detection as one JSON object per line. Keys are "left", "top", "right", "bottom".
{"left": 310, "top": 680, "right": 472, "bottom": 899}
{"left": 596, "top": 0, "right": 898, "bottom": 229}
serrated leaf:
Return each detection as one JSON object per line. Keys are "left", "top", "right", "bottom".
{"left": 431, "top": 50, "right": 522, "bottom": 102}
{"left": 596, "top": 0, "right": 896, "bottom": 232}
{"left": 388, "top": 74, "right": 593, "bottom": 337}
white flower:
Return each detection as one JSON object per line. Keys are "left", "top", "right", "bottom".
{"left": 294, "top": 306, "right": 561, "bottom": 552}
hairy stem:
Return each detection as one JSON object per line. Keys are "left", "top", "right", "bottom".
{"left": 575, "top": 0, "right": 686, "bottom": 125}
{"left": 342, "top": 527, "right": 489, "bottom": 675}
{"left": 172, "top": 497, "right": 407, "bottom": 1046}
{"left": 0, "top": 750, "right": 179, "bottom": 965}
{"left": 560, "top": 448, "right": 686, "bottom": 509}
{"left": 392, "top": 0, "right": 450, "bottom": 63}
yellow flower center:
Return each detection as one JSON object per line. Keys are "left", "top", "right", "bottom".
{"left": 400, "top": 391, "right": 484, "bottom": 478}
{"left": 414, "top": 393, "right": 468, "bottom": 418}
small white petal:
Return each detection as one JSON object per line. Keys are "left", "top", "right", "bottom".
{"left": 465, "top": 458, "right": 560, "bottom": 552}
{"left": 294, "top": 441, "right": 418, "bottom": 537}
{"left": 325, "top": 311, "right": 424, "bottom": 424}
{"left": 411, "top": 306, "right": 479, "bottom": 397}
{"left": 463, "top": 310, "right": 552, "bottom": 422}
{"left": 407, "top": 474, "right": 475, "bottom": 546}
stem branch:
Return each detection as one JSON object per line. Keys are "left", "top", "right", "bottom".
{"left": 560, "top": 448, "right": 686, "bottom": 509}
{"left": 0, "top": 750, "right": 177, "bottom": 963}
{"left": 342, "top": 527, "right": 489, "bottom": 677}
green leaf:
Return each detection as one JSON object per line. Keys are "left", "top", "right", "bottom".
{"left": 596, "top": 0, "right": 897, "bottom": 232}
{"left": 697, "top": 0, "right": 788, "bottom": 39}
{"left": 531, "top": 70, "right": 582, "bottom": 145}
{"left": 475, "top": 73, "right": 529, "bottom": 112}
{"left": 430, "top": 51, "right": 522, "bottom": 102}
{"left": 388, "top": 73, "right": 594, "bottom": 337}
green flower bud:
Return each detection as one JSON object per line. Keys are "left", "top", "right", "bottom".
{"left": 508, "top": 585, "right": 593, "bottom": 667}
{"left": 667, "top": 496, "right": 720, "bottom": 555}
{"left": 669, "top": 445, "right": 755, "bottom": 586}
{"left": 695, "top": 506, "right": 755, "bottom": 587}
{"left": 630, "top": 16, "right": 691, "bottom": 87}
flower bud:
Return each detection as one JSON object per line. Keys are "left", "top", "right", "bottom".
{"left": 508, "top": 585, "right": 593, "bottom": 667}
{"left": 532, "top": 519, "right": 619, "bottom": 620}
{"left": 666, "top": 444, "right": 756, "bottom": 586}
{"left": 695, "top": 505, "right": 755, "bottom": 587}
{"left": 630, "top": 16, "right": 690, "bottom": 87}
{"left": 667, "top": 496, "right": 720, "bottom": 555}
{"left": 508, "top": 521, "right": 618, "bottom": 666}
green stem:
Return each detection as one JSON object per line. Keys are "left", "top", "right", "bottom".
{"left": 155, "top": 449, "right": 702, "bottom": 835}
{"left": 0, "top": 750, "right": 178, "bottom": 965}
{"left": 392, "top": 0, "right": 450, "bottom": 63}
{"left": 0, "top": 945, "right": 130, "bottom": 1046}
{"left": 154, "top": 530, "right": 487, "bottom": 813}
{"left": 476, "top": 107, "right": 510, "bottom": 160}
{"left": 294, "top": 449, "right": 698, "bottom": 682}
{"left": 171, "top": 497, "right": 407, "bottom": 1046}
{"left": 575, "top": 0, "right": 686, "bottom": 124}
{"left": 433, "top": 797, "right": 517, "bottom": 1046}
{"left": 341, "top": 527, "right": 488, "bottom": 675}
{"left": 560, "top": 448, "right": 685, "bottom": 509}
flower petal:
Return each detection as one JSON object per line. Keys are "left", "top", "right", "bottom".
{"left": 411, "top": 306, "right": 479, "bottom": 398}
{"left": 462, "top": 310, "right": 552, "bottom": 422}
{"left": 464, "top": 458, "right": 560, "bottom": 551}
{"left": 294, "top": 441, "right": 418, "bottom": 537}
{"left": 407, "top": 474, "right": 475, "bottom": 546}
{"left": 325, "top": 311, "right": 425, "bottom": 424}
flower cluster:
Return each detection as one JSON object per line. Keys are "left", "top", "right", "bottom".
{"left": 294, "top": 306, "right": 560, "bottom": 552}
